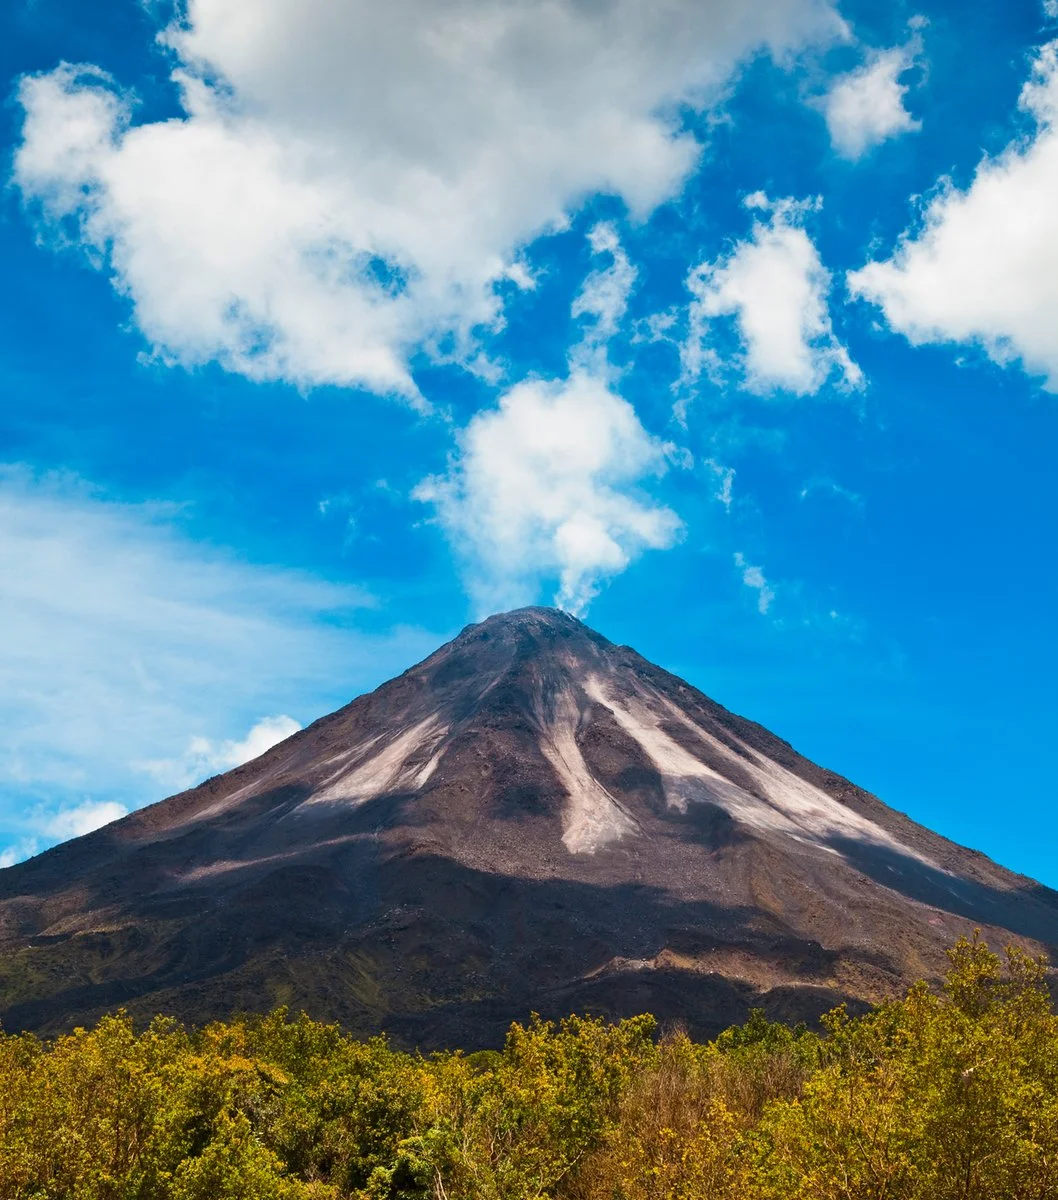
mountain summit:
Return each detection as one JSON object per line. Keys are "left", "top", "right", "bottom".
{"left": 2, "top": 606, "right": 1056, "bottom": 1044}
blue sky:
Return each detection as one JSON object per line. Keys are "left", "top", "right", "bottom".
{"left": 1, "top": 0, "right": 1056, "bottom": 883}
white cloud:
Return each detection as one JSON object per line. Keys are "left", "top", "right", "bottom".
{"left": 822, "top": 39, "right": 921, "bottom": 159}
{"left": 0, "top": 801, "right": 130, "bottom": 868}
{"left": 734, "top": 551, "right": 776, "bottom": 614}
{"left": 415, "top": 372, "right": 682, "bottom": 615}
{"left": 848, "top": 40, "right": 1058, "bottom": 390}
{"left": 0, "top": 839, "right": 39, "bottom": 870}
{"left": 799, "top": 476, "right": 864, "bottom": 506}
{"left": 418, "top": 226, "right": 682, "bottom": 614}
{"left": 683, "top": 194, "right": 862, "bottom": 395}
{"left": 39, "top": 800, "right": 128, "bottom": 840}
{"left": 570, "top": 222, "right": 638, "bottom": 370}
{"left": 141, "top": 715, "right": 301, "bottom": 791}
{"left": 1046, "top": 1, "right": 1058, "bottom": 21}
{"left": 705, "top": 459, "right": 736, "bottom": 510}
{"left": 0, "top": 466, "right": 440, "bottom": 861}
{"left": 13, "top": 0, "right": 843, "bottom": 396}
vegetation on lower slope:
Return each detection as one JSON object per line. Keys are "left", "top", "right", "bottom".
{"left": 1, "top": 937, "right": 1056, "bottom": 1199}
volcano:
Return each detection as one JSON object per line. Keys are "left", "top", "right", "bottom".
{"left": 1, "top": 606, "right": 1055, "bottom": 1045}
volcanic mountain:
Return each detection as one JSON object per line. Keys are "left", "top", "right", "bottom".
{"left": 1, "top": 606, "right": 1056, "bottom": 1045}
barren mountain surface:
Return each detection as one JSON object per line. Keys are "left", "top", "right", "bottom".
{"left": 1, "top": 607, "right": 1055, "bottom": 1046}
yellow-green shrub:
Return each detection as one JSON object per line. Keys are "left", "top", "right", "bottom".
{"left": 0, "top": 937, "right": 1055, "bottom": 1200}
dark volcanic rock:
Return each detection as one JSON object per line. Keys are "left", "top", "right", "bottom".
{"left": 1, "top": 606, "right": 1056, "bottom": 1047}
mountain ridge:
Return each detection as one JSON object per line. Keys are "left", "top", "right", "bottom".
{"left": 1, "top": 606, "right": 1055, "bottom": 1046}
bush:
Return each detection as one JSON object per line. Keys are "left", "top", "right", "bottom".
{"left": 0, "top": 937, "right": 1055, "bottom": 1199}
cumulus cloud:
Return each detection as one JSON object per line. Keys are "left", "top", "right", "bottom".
{"left": 734, "top": 551, "right": 776, "bottom": 614}
{"left": 416, "top": 372, "right": 682, "bottom": 615}
{"left": 417, "top": 223, "right": 682, "bottom": 613}
{"left": 0, "top": 466, "right": 440, "bottom": 863}
{"left": 0, "top": 841, "right": 38, "bottom": 870}
{"left": 0, "top": 801, "right": 129, "bottom": 868}
{"left": 570, "top": 222, "right": 638, "bottom": 370}
{"left": 848, "top": 40, "right": 1058, "bottom": 390}
{"left": 822, "top": 39, "right": 922, "bottom": 159}
{"left": 40, "top": 800, "right": 128, "bottom": 840}
{"left": 140, "top": 714, "right": 301, "bottom": 792}
{"left": 13, "top": 0, "right": 842, "bottom": 396}
{"left": 683, "top": 194, "right": 862, "bottom": 395}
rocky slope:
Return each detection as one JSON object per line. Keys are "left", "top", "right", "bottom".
{"left": 1, "top": 606, "right": 1055, "bottom": 1046}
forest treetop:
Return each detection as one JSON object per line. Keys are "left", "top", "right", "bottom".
{"left": 2, "top": 937, "right": 1056, "bottom": 1199}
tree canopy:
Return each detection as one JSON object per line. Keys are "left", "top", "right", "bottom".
{"left": 2, "top": 937, "right": 1056, "bottom": 1199}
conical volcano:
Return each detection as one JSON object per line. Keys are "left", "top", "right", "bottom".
{"left": 1, "top": 607, "right": 1055, "bottom": 1045}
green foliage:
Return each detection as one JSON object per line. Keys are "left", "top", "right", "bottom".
{"left": 751, "top": 937, "right": 1058, "bottom": 1200}
{"left": 1, "top": 937, "right": 1057, "bottom": 1199}
{"left": 170, "top": 1110, "right": 324, "bottom": 1200}
{"left": 378, "top": 1014, "right": 657, "bottom": 1200}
